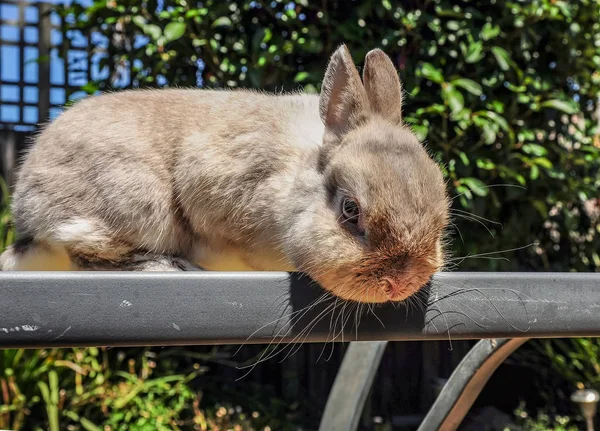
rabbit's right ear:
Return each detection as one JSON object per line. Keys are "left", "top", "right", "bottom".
{"left": 319, "top": 45, "right": 370, "bottom": 135}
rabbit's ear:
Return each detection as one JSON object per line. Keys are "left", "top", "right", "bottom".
{"left": 319, "top": 45, "right": 370, "bottom": 135}
{"left": 362, "top": 49, "right": 403, "bottom": 124}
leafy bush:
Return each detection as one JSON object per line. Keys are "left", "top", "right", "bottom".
{"left": 512, "top": 337, "right": 600, "bottom": 414}
{"left": 0, "top": 347, "right": 297, "bottom": 431}
{"left": 508, "top": 403, "right": 579, "bottom": 431}
{"left": 56, "top": 0, "right": 600, "bottom": 271}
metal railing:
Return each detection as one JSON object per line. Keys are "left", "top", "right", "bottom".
{"left": 1, "top": 271, "right": 599, "bottom": 430}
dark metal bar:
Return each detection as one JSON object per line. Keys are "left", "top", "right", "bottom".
{"left": 37, "top": 2, "right": 51, "bottom": 124}
{"left": 417, "top": 338, "right": 528, "bottom": 431}
{"left": 0, "top": 101, "right": 38, "bottom": 107}
{"left": 0, "top": 40, "right": 38, "bottom": 47}
{"left": 318, "top": 341, "right": 388, "bottom": 431}
{"left": 319, "top": 337, "right": 529, "bottom": 431}
{"left": 17, "top": 0, "right": 25, "bottom": 124}
{"left": 0, "top": 272, "right": 598, "bottom": 349}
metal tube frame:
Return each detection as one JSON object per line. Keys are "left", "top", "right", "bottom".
{"left": 0, "top": 271, "right": 598, "bottom": 430}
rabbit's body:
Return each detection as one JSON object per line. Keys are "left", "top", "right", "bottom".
{"left": 2, "top": 46, "right": 450, "bottom": 304}
{"left": 4, "top": 89, "right": 324, "bottom": 272}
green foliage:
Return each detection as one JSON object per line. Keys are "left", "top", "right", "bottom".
{"left": 55, "top": 0, "right": 600, "bottom": 272}
{"left": 514, "top": 338, "right": 600, "bottom": 408}
{"left": 507, "top": 403, "right": 579, "bottom": 431}
{"left": 0, "top": 347, "right": 295, "bottom": 430}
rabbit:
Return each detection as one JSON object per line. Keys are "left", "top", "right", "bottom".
{"left": 0, "top": 45, "right": 450, "bottom": 304}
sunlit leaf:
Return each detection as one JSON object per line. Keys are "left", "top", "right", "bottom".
{"left": 461, "top": 177, "right": 489, "bottom": 197}
{"left": 480, "top": 22, "right": 500, "bottom": 40}
{"left": 540, "top": 99, "right": 578, "bottom": 114}
{"left": 465, "top": 41, "right": 484, "bottom": 63}
{"left": 143, "top": 24, "right": 161, "bottom": 40}
{"left": 442, "top": 84, "right": 464, "bottom": 114}
{"left": 163, "top": 22, "right": 186, "bottom": 42}
{"left": 419, "top": 62, "right": 444, "bottom": 83}
{"left": 452, "top": 78, "right": 482, "bottom": 95}
{"left": 491, "top": 46, "right": 511, "bottom": 71}
{"left": 212, "top": 16, "right": 232, "bottom": 27}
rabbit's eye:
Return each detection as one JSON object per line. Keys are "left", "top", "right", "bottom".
{"left": 342, "top": 198, "right": 360, "bottom": 224}
{"left": 339, "top": 196, "right": 366, "bottom": 239}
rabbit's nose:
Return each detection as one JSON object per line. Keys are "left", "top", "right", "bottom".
{"left": 381, "top": 277, "right": 408, "bottom": 301}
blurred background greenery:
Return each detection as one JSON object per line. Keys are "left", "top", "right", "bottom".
{"left": 0, "top": 0, "right": 600, "bottom": 429}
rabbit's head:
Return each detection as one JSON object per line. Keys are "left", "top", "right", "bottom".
{"left": 289, "top": 45, "right": 450, "bottom": 303}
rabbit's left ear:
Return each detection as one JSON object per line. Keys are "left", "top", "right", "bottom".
{"left": 319, "top": 44, "right": 370, "bottom": 135}
{"left": 362, "top": 49, "right": 403, "bottom": 124}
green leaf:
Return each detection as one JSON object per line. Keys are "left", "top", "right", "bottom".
{"left": 132, "top": 15, "right": 146, "bottom": 28}
{"left": 185, "top": 9, "right": 204, "bottom": 18}
{"left": 447, "top": 20, "right": 460, "bottom": 31}
{"left": 38, "top": 381, "right": 50, "bottom": 403}
{"left": 294, "top": 71, "right": 309, "bottom": 82}
{"left": 481, "top": 111, "right": 510, "bottom": 131}
{"left": 163, "top": 22, "right": 186, "bottom": 42}
{"left": 212, "top": 16, "right": 232, "bottom": 27}
{"left": 540, "top": 99, "right": 578, "bottom": 114}
{"left": 442, "top": 84, "right": 464, "bottom": 114}
{"left": 262, "top": 28, "right": 272, "bottom": 43}
{"left": 143, "top": 24, "right": 161, "bottom": 40}
{"left": 452, "top": 78, "right": 482, "bottom": 96}
{"left": 505, "top": 82, "right": 526, "bottom": 93}
{"left": 80, "top": 418, "right": 102, "bottom": 431}
{"left": 482, "top": 125, "right": 497, "bottom": 144}
{"left": 480, "top": 22, "right": 500, "bottom": 41}
{"left": 461, "top": 177, "right": 489, "bottom": 197}
{"left": 491, "top": 46, "right": 511, "bottom": 71}
{"left": 476, "top": 158, "right": 496, "bottom": 170}
{"left": 410, "top": 124, "right": 429, "bottom": 141}
{"left": 465, "top": 41, "right": 484, "bottom": 63}
{"left": 533, "top": 157, "right": 553, "bottom": 169}
{"left": 420, "top": 62, "right": 444, "bottom": 83}
{"left": 81, "top": 82, "right": 99, "bottom": 94}
{"left": 522, "top": 144, "right": 548, "bottom": 157}
{"left": 415, "top": 104, "right": 446, "bottom": 115}
{"left": 490, "top": 100, "right": 505, "bottom": 113}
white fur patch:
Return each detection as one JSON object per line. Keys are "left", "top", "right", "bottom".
{"left": 0, "top": 247, "right": 19, "bottom": 270}
{"left": 53, "top": 218, "right": 110, "bottom": 244}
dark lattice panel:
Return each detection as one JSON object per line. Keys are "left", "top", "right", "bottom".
{"left": 0, "top": 0, "right": 105, "bottom": 130}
